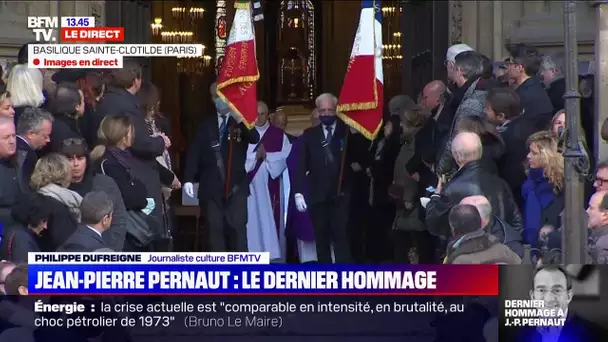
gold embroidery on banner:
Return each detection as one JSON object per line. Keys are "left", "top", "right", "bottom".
{"left": 216, "top": 0, "right": 259, "bottom": 130}
{"left": 239, "top": 41, "right": 249, "bottom": 71}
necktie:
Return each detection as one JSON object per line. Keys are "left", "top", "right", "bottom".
{"left": 219, "top": 115, "right": 227, "bottom": 143}
{"left": 325, "top": 126, "right": 333, "bottom": 143}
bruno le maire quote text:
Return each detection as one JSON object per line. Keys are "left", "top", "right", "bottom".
{"left": 32, "top": 299, "right": 465, "bottom": 330}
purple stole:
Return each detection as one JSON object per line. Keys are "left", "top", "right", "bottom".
{"left": 286, "top": 136, "right": 315, "bottom": 242}
{"left": 247, "top": 125, "right": 284, "bottom": 237}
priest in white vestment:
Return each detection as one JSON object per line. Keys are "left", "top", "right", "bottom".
{"left": 245, "top": 102, "right": 292, "bottom": 262}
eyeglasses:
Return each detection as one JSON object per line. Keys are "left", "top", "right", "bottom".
{"left": 62, "top": 138, "right": 86, "bottom": 146}
{"left": 595, "top": 177, "right": 608, "bottom": 187}
{"left": 503, "top": 58, "right": 520, "bottom": 67}
{"left": 534, "top": 288, "right": 565, "bottom": 296}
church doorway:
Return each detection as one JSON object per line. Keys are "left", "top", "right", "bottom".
{"left": 400, "top": 0, "right": 449, "bottom": 98}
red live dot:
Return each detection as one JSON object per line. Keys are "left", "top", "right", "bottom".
{"left": 33, "top": 58, "right": 40, "bottom": 66}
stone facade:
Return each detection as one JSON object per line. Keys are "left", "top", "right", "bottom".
{"left": 450, "top": 0, "right": 608, "bottom": 159}
{"left": 0, "top": 1, "right": 105, "bottom": 70}
{"left": 450, "top": 0, "right": 595, "bottom": 61}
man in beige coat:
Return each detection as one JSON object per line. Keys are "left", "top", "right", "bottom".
{"left": 445, "top": 204, "right": 521, "bottom": 264}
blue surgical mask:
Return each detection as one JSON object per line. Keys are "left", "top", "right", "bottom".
{"left": 215, "top": 98, "right": 229, "bottom": 111}
{"left": 319, "top": 115, "right": 336, "bottom": 126}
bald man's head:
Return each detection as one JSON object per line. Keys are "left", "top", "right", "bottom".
{"left": 256, "top": 101, "right": 269, "bottom": 126}
{"left": 421, "top": 80, "right": 446, "bottom": 110}
{"left": 460, "top": 195, "right": 492, "bottom": 228}
{"left": 451, "top": 132, "right": 482, "bottom": 167}
{"left": 0, "top": 262, "right": 15, "bottom": 294}
{"left": 272, "top": 109, "right": 288, "bottom": 130}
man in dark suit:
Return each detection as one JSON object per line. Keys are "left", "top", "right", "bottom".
{"left": 15, "top": 107, "right": 53, "bottom": 192}
{"left": 183, "top": 82, "right": 259, "bottom": 252}
{"left": 60, "top": 191, "right": 113, "bottom": 252}
{"left": 506, "top": 44, "right": 554, "bottom": 130}
{"left": 293, "top": 93, "right": 355, "bottom": 263}
{"left": 512, "top": 265, "right": 608, "bottom": 341}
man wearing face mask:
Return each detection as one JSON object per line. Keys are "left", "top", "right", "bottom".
{"left": 292, "top": 93, "right": 355, "bottom": 263}
{"left": 183, "top": 83, "right": 259, "bottom": 252}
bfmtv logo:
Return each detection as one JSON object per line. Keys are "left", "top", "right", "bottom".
{"left": 27, "top": 17, "right": 59, "bottom": 42}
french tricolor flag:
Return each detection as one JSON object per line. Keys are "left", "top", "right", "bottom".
{"left": 337, "top": 0, "right": 384, "bottom": 140}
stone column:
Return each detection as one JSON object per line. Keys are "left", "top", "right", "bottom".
{"left": 594, "top": 1, "right": 608, "bottom": 161}
{"left": 562, "top": 0, "right": 586, "bottom": 264}
{"left": 460, "top": 1, "right": 478, "bottom": 48}
{"left": 492, "top": 0, "right": 504, "bottom": 60}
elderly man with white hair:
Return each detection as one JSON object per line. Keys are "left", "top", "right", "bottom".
{"left": 460, "top": 195, "right": 523, "bottom": 257}
{"left": 540, "top": 52, "right": 566, "bottom": 111}
{"left": 425, "top": 132, "right": 522, "bottom": 240}
{"left": 292, "top": 93, "right": 355, "bottom": 263}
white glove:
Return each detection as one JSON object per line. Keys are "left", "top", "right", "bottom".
{"left": 184, "top": 182, "right": 194, "bottom": 198}
{"left": 294, "top": 193, "right": 307, "bottom": 212}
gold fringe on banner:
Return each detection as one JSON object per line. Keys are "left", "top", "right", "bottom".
{"left": 216, "top": 72, "right": 260, "bottom": 130}
{"left": 336, "top": 112, "right": 383, "bottom": 141}
{"left": 216, "top": 74, "right": 259, "bottom": 91}
{"left": 336, "top": 0, "right": 383, "bottom": 141}
{"left": 234, "top": 1, "right": 250, "bottom": 9}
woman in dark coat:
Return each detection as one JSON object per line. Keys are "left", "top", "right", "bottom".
{"left": 367, "top": 115, "right": 402, "bottom": 262}
{"left": 76, "top": 72, "right": 105, "bottom": 148}
{"left": 51, "top": 69, "right": 106, "bottom": 148}
{"left": 91, "top": 114, "right": 175, "bottom": 252}
{"left": 47, "top": 83, "right": 86, "bottom": 153}
{"left": 30, "top": 153, "right": 82, "bottom": 251}
{"left": 58, "top": 138, "right": 128, "bottom": 252}
{"left": 138, "top": 82, "right": 179, "bottom": 250}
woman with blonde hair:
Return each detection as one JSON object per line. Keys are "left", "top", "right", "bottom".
{"left": 550, "top": 109, "right": 590, "bottom": 155}
{"left": 0, "top": 91, "right": 14, "bottom": 118}
{"left": 30, "top": 153, "right": 82, "bottom": 250}
{"left": 6, "top": 64, "right": 45, "bottom": 122}
{"left": 521, "top": 131, "right": 564, "bottom": 249}
{"left": 91, "top": 114, "right": 158, "bottom": 252}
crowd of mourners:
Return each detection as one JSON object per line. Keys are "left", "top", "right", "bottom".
{"left": 0, "top": 40, "right": 606, "bottom": 280}
{"left": 0, "top": 35, "right": 604, "bottom": 341}
{"left": 343, "top": 42, "right": 606, "bottom": 265}
{"left": 0, "top": 45, "right": 180, "bottom": 281}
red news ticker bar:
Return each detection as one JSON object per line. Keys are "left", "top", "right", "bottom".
{"left": 61, "top": 27, "right": 124, "bottom": 42}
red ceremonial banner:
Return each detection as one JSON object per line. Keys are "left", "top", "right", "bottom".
{"left": 216, "top": 1, "right": 259, "bottom": 129}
